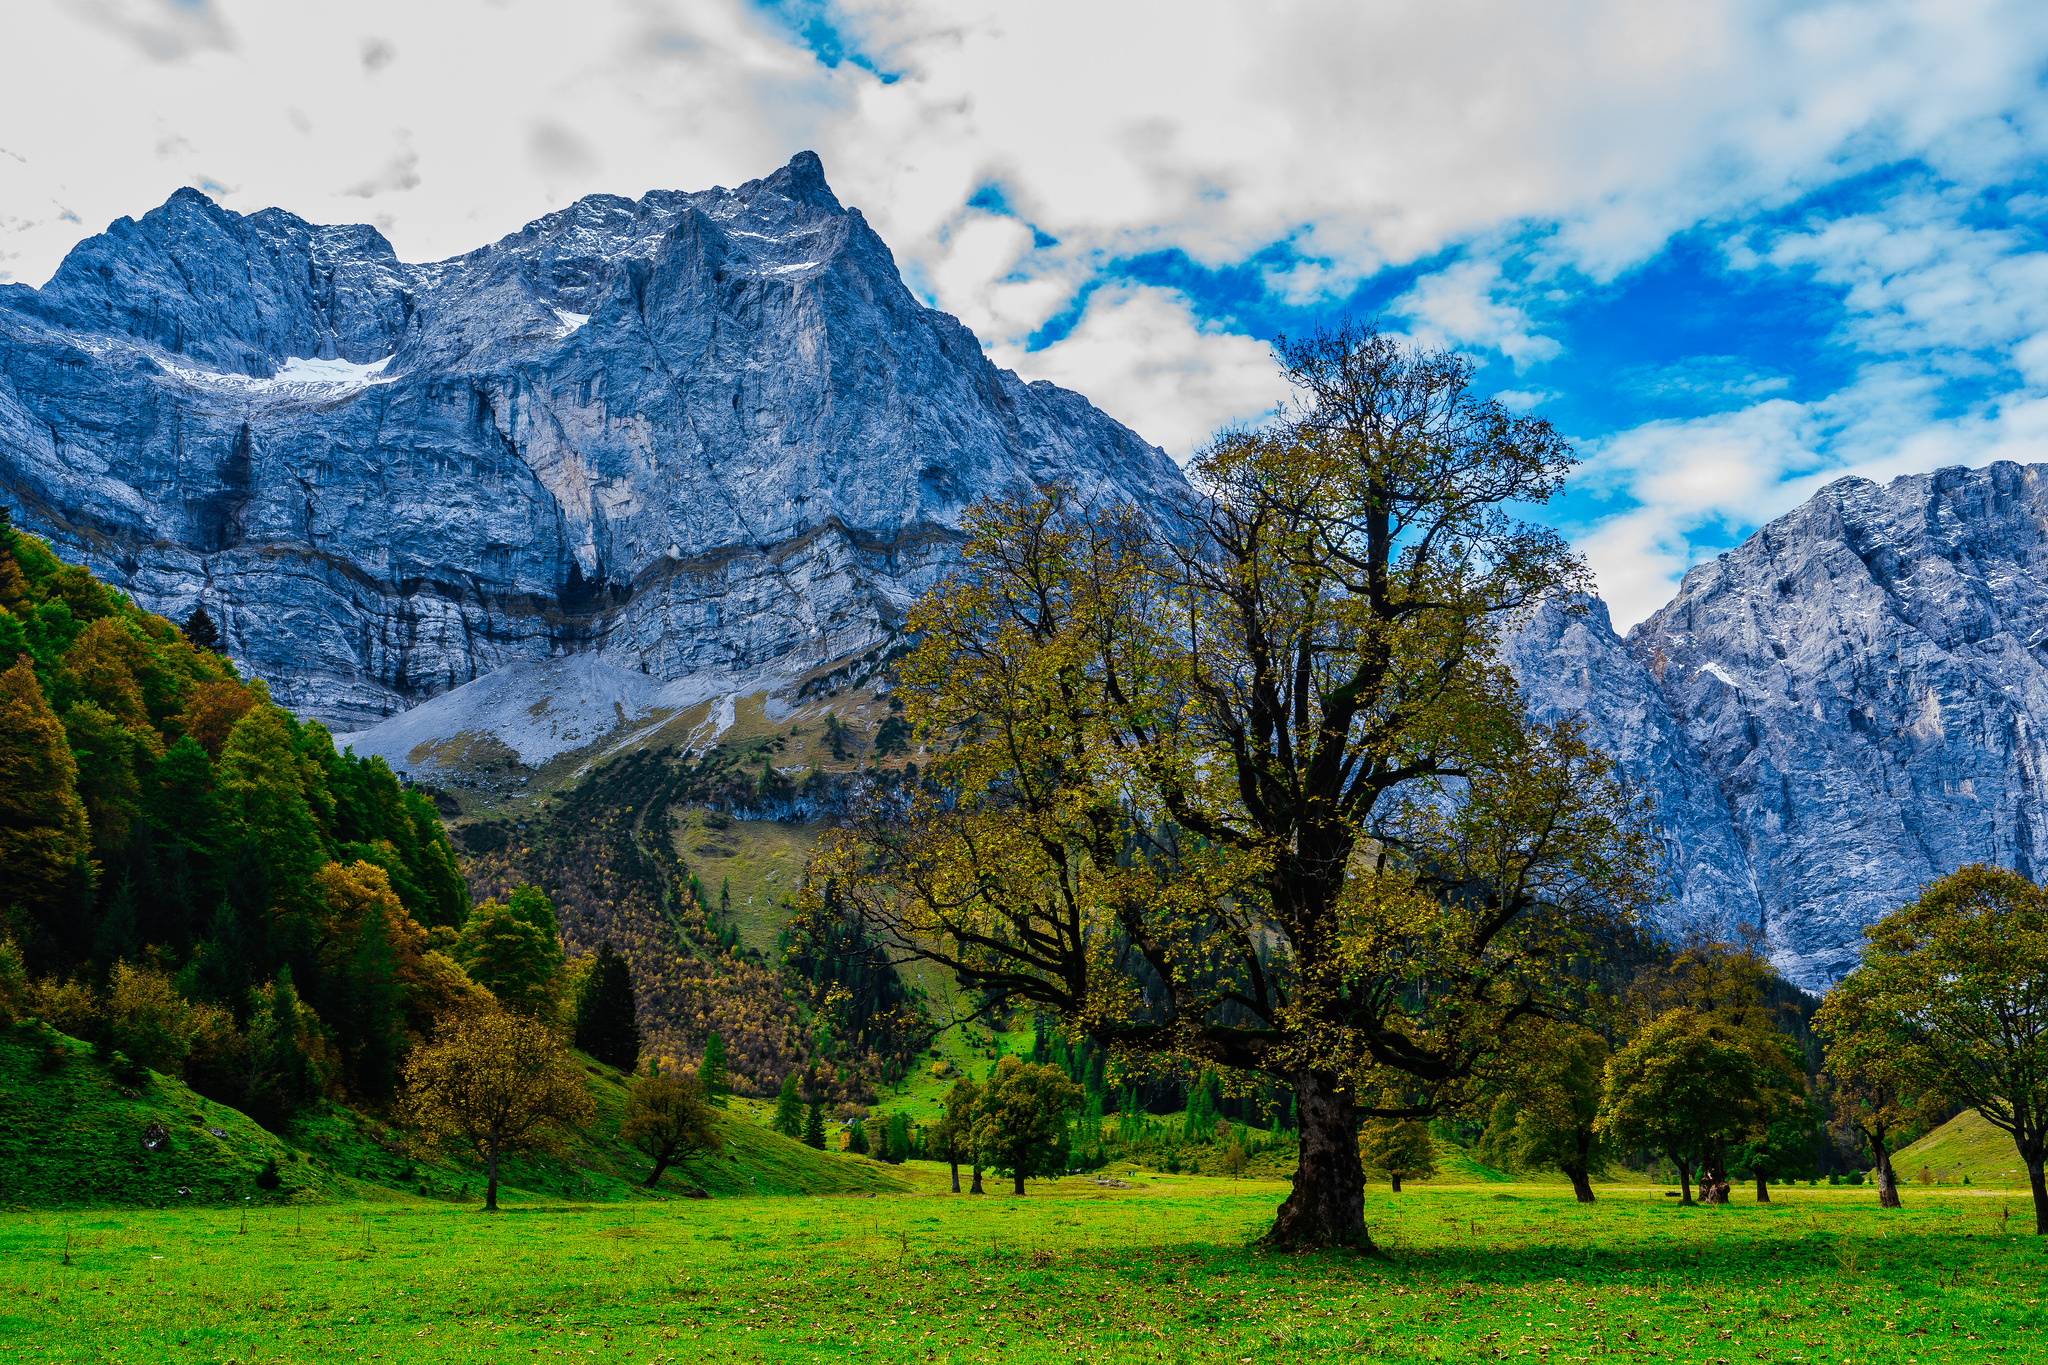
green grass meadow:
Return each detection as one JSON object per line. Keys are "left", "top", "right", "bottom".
{"left": 4, "top": 1176, "right": 2042, "bottom": 1364}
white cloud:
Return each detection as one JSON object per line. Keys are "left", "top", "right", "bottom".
{"left": 1398, "top": 260, "right": 1561, "bottom": 369}
{"left": 2, "top": 0, "right": 2047, "bottom": 569}
{"left": 993, "top": 286, "right": 1291, "bottom": 458}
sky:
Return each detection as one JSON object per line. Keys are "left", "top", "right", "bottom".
{"left": 3, "top": 0, "right": 2047, "bottom": 626}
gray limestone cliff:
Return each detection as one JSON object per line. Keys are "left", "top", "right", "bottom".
{"left": 0, "top": 152, "right": 1185, "bottom": 729}
{"left": 1502, "top": 594, "right": 1762, "bottom": 944}
{"left": 1513, "top": 462, "right": 2048, "bottom": 988}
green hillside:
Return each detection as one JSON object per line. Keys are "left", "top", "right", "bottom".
{"left": 0, "top": 1020, "right": 908, "bottom": 1209}
{"left": 1892, "top": 1108, "right": 2031, "bottom": 1188}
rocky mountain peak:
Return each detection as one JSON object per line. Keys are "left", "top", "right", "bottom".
{"left": 0, "top": 153, "right": 1185, "bottom": 729}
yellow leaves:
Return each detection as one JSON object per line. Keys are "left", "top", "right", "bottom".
{"left": 399, "top": 1009, "right": 593, "bottom": 1154}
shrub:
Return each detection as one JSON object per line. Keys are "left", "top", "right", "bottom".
{"left": 103, "top": 961, "right": 199, "bottom": 1073}
{"left": 25, "top": 976, "right": 100, "bottom": 1041}
{"left": 105, "top": 1049, "right": 148, "bottom": 1086}
{"left": 254, "top": 1157, "right": 282, "bottom": 1191}
{"left": 26, "top": 1017, "right": 68, "bottom": 1072}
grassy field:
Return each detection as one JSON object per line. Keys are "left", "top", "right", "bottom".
{"left": 4, "top": 1176, "right": 2041, "bottom": 1363}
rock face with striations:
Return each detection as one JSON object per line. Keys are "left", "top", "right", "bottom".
{"left": 1515, "top": 462, "right": 2048, "bottom": 988}
{"left": 0, "top": 152, "right": 1184, "bottom": 729}
{"left": 1502, "top": 594, "right": 1763, "bottom": 943}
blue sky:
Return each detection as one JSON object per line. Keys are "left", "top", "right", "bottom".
{"left": 3, "top": 0, "right": 2046, "bottom": 624}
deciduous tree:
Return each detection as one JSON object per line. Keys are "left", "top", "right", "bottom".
{"left": 1596, "top": 1008, "right": 1803, "bottom": 1205}
{"left": 619, "top": 1072, "right": 719, "bottom": 1188}
{"left": 816, "top": 325, "right": 1657, "bottom": 1247}
{"left": 932, "top": 1077, "right": 981, "bottom": 1193}
{"left": 1357, "top": 1092, "right": 1438, "bottom": 1192}
{"left": 1477, "top": 1022, "right": 1612, "bottom": 1202}
{"left": 400, "top": 1010, "right": 593, "bottom": 1211}
{"left": 0, "top": 656, "right": 90, "bottom": 942}
{"left": 970, "top": 1056, "right": 1082, "bottom": 1195}
{"left": 1816, "top": 865, "right": 2048, "bottom": 1233}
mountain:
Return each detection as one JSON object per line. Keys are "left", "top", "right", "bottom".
{"left": 15, "top": 156, "right": 2048, "bottom": 989}
{"left": 0, "top": 152, "right": 1184, "bottom": 731}
{"left": 1518, "top": 461, "right": 2048, "bottom": 989}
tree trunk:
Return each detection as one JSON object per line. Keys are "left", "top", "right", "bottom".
{"left": 1389, "top": 1172, "right": 1402, "bottom": 1193}
{"left": 1700, "top": 1144, "right": 1730, "bottom": 1204}
{"left": 642, "top": 1154, "right": 671, "bottom": 1189}
{"left": 1675, "top": 1156, "right": 1694, "bottom": 1206}
{"left": 484, "top": 1140, "right": 501, "bottom": 1212}
{"left": 1755, "top": 1173, "right": 1770, "bottom": 1203}
{"left": 1262, "top": 1069, "right": 1368, "bottom": 1249}
{"left": 970, "top": 1161, "right": 984, "bottom": 1194}
{"left": 1012, "top": 1169, "right": 1026, "bottom": 1196}
{"left": 1874, "top": 1147, "right": 1902, "bottom": 1209}
{"left": 948, "top": 1157, "right": 960, "bottom": 1194}
{"left": 2028, "top": 1156, "right": 2047, "bottom": 1235}
{"left": 1565, "top": 1166, "right": 1596, "bottom": 1204}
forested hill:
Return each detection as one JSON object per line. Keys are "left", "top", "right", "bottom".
{"left": 0, "top": 512, "right": 476, "bottom": 1115}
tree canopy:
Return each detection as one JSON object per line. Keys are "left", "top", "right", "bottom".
{"left": 400, "top": 1010, "right": 594, "bottom": 1211}
{"left": 619, "top": 1072, "right": 719, "bottom": 1189}
{"left": 814, "top": 322, "right": 1659, "bottom": 1246}
{"left": 1477, "top": 1021, "right": 1613, "bottom": 1202}
{"left": 1817, "top": 864, "right": 2048, "bottom": 1233}
{"left": 968, "top": 1057, "right": 1082, "bottom": 1195}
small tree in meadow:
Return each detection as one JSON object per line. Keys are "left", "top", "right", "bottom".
{"left": 802, "top": 1096, "right": 826, "bottom": 1150}
{"left": 1357, "top": 1092, "right": 1438, "bottom": 1192}
{"left": 400, "top": 1010, "right": 593, "bottom": 1211}
{"left": 932, "top": 1078, "right": 982, "bottom": 1193}
{"left": 1478, "top": 1022, "right": 1613, "bottom": 1203}
{"left": 620, "top": 1072, "right": 720, "bottom": 1188}
{"left": 970, "top": 1057, "right": 1082, "bottom": 1195}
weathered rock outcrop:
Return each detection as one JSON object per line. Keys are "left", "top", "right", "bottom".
{"left": 0, "top": 152, "right": 1184, "bottom": 729}
{"left": 1503, "top": 595, "right": 1763, "bottom": 941}
{"left": 1625, "top": 462, "right": 2048, "bottom": 986}
{"left": 1514, "top": 462, "right": 2048, "bottom": 987}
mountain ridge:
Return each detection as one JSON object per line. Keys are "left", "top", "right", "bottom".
{"left": 0, "top": 151, "right": 1185, "bottom": 731}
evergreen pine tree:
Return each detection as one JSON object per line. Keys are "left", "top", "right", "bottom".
{"left": 1184, "top": 1069, "right": 1218, "bottom": 1142}
{"left": 345, "top": 911, "right": 405, "bottom": 1102}
{"left": 802, "top": 1097, "right": 826, "bottom": 1150}
{"left": 698, "top": 1031, "right": 729, "bottom": 1106}
{"left": 0, "top": 655, "right": 90, "bottom": 949}
{"left": 848, "top": 1116, "right": 869, "bottom": 1154}
{"left": 772, "top": 1074, "right": 804, "bottom": 1137}
{"left": 181, "top": 604, "right": 221, "bottom": 652}
{"left": 572, "top": 942, "right": 642, "bottom": 1073}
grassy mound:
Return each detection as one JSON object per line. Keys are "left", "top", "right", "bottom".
{"left": 1893, "top": 1108, "right": 2030, "bottom": 1188}
{"left": 0, "top": 1022, "right": 374, "bottom": 1208}
{"left": 0, "top": 1022, "right": 908, "bottom": 1209}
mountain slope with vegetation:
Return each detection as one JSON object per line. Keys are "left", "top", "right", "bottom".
{"left": 0, "top": 1017, "right": 907, "bottom": 1209}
